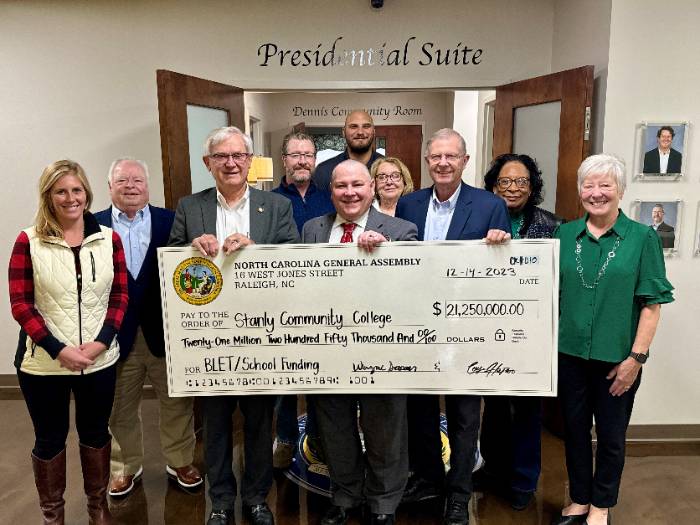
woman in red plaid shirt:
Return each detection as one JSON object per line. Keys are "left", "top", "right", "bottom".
{"left": 8, "top": 159, "right": 128, "bottom": 525}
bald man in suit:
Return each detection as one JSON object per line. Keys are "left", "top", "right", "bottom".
{"left": 303, "top": 160, "right": 417, "bottom": 525}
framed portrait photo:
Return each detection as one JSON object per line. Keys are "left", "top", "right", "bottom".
{"left": 631, "top": 199, "right": 682, "bottom": 255}
{"left": 634, "top": 122, "right": 689, "bottom": 181}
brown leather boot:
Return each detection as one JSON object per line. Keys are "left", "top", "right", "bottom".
{"left": 79, "top": 442, "right": 113, "bottom": 525}
{"left": 32, "top": 448, "right": 66, "bottom": 525}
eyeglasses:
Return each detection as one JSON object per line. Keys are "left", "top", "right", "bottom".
{"left": 209, "top": 152, "right": 252, "bottom": 164}
{"left": 112, "top": 177, "right": 146, "bottom": 186}
{"left": 284, "top": 153, "right": 315, "bottom": 161}
{"left": 376, "top": 172, "right": 402, "bottom": 182}
{"left": 427, "top": 153, "right": 462, "bottom": 164}
{"left": 496, "top": 177, "right": 530, "bottom": 190}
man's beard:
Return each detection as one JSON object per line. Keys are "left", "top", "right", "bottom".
{"left": 347, "top": 135, "right": 374, "bottom": 155}
{"left": 290, "top": 168, "right": 312, "bottom": 185}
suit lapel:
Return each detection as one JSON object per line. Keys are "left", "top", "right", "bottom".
{"left": 413, "top": 190, "right": 430, "bottom": 240}
{"left": 317, "top": 213, "right": 335, "bottom": 243}
{"left": 248, "top": 188, "right": 267, "bottom": 243}
{"left": 366, "top": 207, "right": 385, "bottom": 234}
{"left": 202, "top": 188, "right": 218, "bottom": 236}
{"left": 103, "top": 207, "right": 114, "bottom": 227}
{"left": 446, "top": 183, "right": 473, "bottom": 240}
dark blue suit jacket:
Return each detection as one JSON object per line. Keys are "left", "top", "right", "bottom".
{"left": 395, "top": 182, "right": 510, "bottom": 240}
{"left": 94, "top": 205, "right": 175, "bottom": 360}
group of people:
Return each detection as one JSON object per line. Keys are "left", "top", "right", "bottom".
{"left": 9, "top": 109, "right": 673, "bottom": 525}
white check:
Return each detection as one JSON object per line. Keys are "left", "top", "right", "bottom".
{"left": 158, "top": 239, "right": 559, "bottom": 396}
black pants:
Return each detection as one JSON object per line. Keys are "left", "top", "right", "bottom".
{"left": 18, "top": 365, "right": 117, "bottom": 460}
{"left": 202, "top": 395, "right": 275, "bottom": 510}
{"left": 558, "top": 353, "right": 641, "bottom": 508}
{"left": 445, "top": 395, "right": 481, "bottom": 502}
{"left": 406, "top": 394, "right": 445, "bottom": 485}
{"left": 480, "top": 395, "right": 542, "bottom": 493}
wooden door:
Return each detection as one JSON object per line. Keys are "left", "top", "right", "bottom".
{"left": 374, "top": 125, "right": 423, "bottom": 190}
{"left": 493, "top": 66, "right": 594, "bottom": 220}
{"left": 156, "top": 70, "right": 245, "bottom": 209}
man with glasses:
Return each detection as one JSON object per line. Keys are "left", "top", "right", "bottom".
{"left": 271, "top": 131, "right": 333, "bottom": 468}
{"left": 313, "top": 110, "right": 384, "bottom": 192}
{"left": 169, "top": 126, "right": 299, "bottom": 525}
{"left": 395, "top": 129, "right": 510, "bottom": 525}
{"left": 95, "top": 159, "right": 201, "bottom": 498}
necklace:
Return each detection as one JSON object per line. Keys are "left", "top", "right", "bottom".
{"left": 575, "top": 236, "right": 621, "bottom": 289}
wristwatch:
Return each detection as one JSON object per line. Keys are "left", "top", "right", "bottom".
{"left": 629, "top": 351, "right": 649, "bottom": 364}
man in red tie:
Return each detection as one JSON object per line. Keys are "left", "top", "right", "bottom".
{"left": 301, "top": 160, "right": 417, "bottom": 525}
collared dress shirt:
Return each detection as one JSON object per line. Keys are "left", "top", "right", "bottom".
{"left": 328, "top": 210, "right": 370, "bottom": 243}
{"left": 216, "top": 187, "right": 250, "bottom": 245}
{"left": 555, "top": 210, "right": 674, "bottom": 363}
{"left": 659, "top": 149, "right": 670, "bottom": 173}
{"left": 111, "top": 204, "right": 151, "bottom": 278}
{"left": 424, "top": 184, "right": 462, "bottom": 241}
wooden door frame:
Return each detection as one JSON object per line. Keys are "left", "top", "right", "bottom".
{"left": 374, "top": 124, "right": 423, "bottom": 190}
{"left": 156, "top": 70, "right": 245, "bottom": 209}
{"left": 493, "top": 66, "right": 594, "bottom": 220}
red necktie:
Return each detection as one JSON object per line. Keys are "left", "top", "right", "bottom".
{"left": 340, "top": 222, "right": 356, "bottom": 243}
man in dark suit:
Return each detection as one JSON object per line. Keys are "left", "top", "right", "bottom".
{"left": 94, "top": 158, "right": 201, "bottom": 498}
{"left": 312, "top": 110, "right": 384, "bottom": 192}
{"left": 169, "top": 127, "right": 299, "bottom": 525}
{"left": 303, "top": 160, "right": 417, "bottom": 525}
{"left": 642, "top": 126, "right": 683, "bottom": 174}
{"left": 651, "top": 204, "right": 676, "bottom": 249}
{"left": 395, "top": 129, "right": 510, "bottom": 525}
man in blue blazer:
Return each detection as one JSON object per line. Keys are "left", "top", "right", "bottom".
{"left": 94, "top": 159, "right": 201, "bottom": 498}
{"left": 395, "top": 129, "right": 510, "bottom": 525}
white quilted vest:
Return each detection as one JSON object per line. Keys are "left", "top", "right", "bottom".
{"left": 20, "top": 226, "right": 120, "bottom": 375}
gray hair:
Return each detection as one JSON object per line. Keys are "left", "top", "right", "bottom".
{"left": 425, "top": 128, "right": 467, "bottom": 156}
{"left": 203, "top": 126, "right": 253, "bottom": 156}
{"left": 577, "top": 154, "right": 626, "bottom": 194}
{"left": 107, "top": 157, "right": 149, "bottom": 184}
{"left": 330, "top": 159, "right": 371, "bottom": 185}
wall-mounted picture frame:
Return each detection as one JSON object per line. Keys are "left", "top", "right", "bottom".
{"left": 631, "top": 199, "right": 682, "bottom": 255}
{"left": 694, "top": 203, "right": 700, "bottom": 256}
{"left": 633, "top": 121, "right": 689, "bottom": 181}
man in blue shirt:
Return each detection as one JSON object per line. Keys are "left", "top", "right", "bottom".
{"left": 396, "top": 129, "right": 510, "bottom": 525}
{"left": 271, "top": 132, "right": 333, "bottom": 468}
{"left": 312, "top": 110, "right": 384, "bottom": 192}
{"left": 272, "top": 131, "right": 334, "bottom": 234}
{"left": 94, "top": 158, "right": 201, "bottom": 498}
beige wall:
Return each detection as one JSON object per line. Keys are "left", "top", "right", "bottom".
{"left": 602, "top": 0, "right": 699, "bottom": 424}
{"left": 552, "top": 0, "right": 612, "bottom": 153}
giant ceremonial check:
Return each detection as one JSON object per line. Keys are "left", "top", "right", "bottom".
{"left": 158, "top": 239, "right": 559, "bottom": 397}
